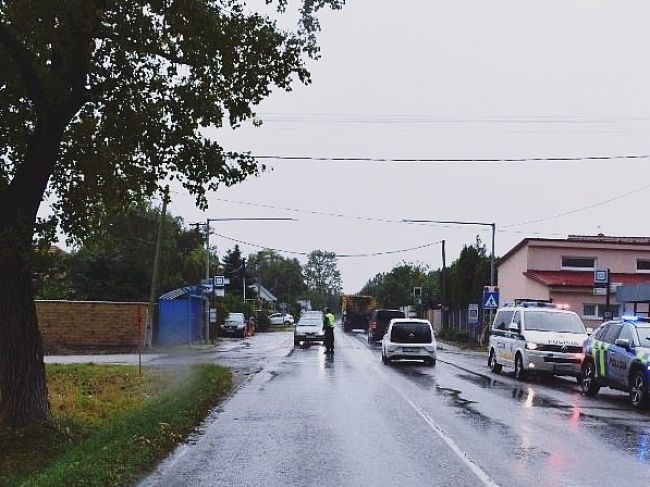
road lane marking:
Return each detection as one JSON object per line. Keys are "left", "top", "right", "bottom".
{"left": 345, "top": 332, "right": 501, "bottom": 487}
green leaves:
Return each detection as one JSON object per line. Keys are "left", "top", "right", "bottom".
{"left": 0, "top": 0, "right": 342, "bottom": 241}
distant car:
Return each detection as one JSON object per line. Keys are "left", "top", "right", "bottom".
{"left": 581, "top": 316, "right": 650, "bottom": 409}
{"left": 488, "top": 300, "right": 588, "bottom": 381}
{"left": 381, "top": 319, "right": 436, "bottom": 366}
{"left": 269, "top": 312, "right": 294, "bottom": 326}
{"left": 294, "top": 311, "right": 324, "bottom": 346}
{"left": 368, "top": 309, "right": 406, "bottom": 342}
{"left": 220, "top": 312, "right": 246, "bottom": 338}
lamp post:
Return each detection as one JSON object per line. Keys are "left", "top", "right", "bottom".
{"left": 204, "top": 217, "right": 295, "bottom": 343}
{"left": 403, "top": 219, "right": 497, "bottom": 342}
{"left": 402, "top": 219, "right": 496, "bottom": 287}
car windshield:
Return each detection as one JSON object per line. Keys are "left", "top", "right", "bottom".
{"left": 524, "top": 311, "right": 585, "bottom": 334}
{"left": 637, "top": 327, "right": 650, "bottom": 344}
{"left": 377, "top": 311, "right": 405, "bottom": 322}
{"left": 391, "top": 323, "right": 432, "bottom": 344}
{"left": 298, "top": 319, "right": 320, "bottom": 326}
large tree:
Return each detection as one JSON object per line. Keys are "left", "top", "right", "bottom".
{"left": 303, "top": 250, "right": 342, "bottom": 296}
{"left": 247, "top": 249, "right": 306, "bottom": 304}
{"left": 0, "top": 0, "right": 342, "bottom": 427}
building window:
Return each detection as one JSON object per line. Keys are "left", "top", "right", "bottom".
{"left": 583, "top": 303, "right": 620, "bottom": 318}
{"left": 637, "top": 260, "right": 650, "bottom": 273}
{"left": 562, "top": 256, "right": 595, "bottom": 270}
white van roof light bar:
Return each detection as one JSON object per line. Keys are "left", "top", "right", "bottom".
{"left": 507, "top": 299, "right": 557, "bottom": 309}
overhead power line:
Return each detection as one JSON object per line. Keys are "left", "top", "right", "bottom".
{"left": 503, "top": 182, "right": 650, "bottom": 228}
{"left": 250, "top": 154, "right": 650, "bottom": 163}
{"left": 212, "top": 232, "right": 443, "bottom": 258}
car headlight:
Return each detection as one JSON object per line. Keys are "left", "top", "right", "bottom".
{"left": 526, "top": 342, "right": 538, "bottom": 350}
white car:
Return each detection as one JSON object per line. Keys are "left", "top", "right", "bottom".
{"left": 381, "top": 319, "right": 437, "bottom": 366}
{"left": 488, "top": 300, "right": 588, "bottom": 381}
{"left": 294, "top": 312, "right": 324, "bottom": 346}
{"left": 220, "top": 312, "right": 246, "bottom": 338}
{"left": 269, "top": 312, "right": 294, "bottom": 326}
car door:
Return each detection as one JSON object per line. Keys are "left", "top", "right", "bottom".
{"left": 598, "top": 324, "right": 622, "bottom": 384}
{"left": 491, "top": 310, "right": 513, "bottom": 364}
{"left": 608, "top": 325, "right": 635, "bottom": 386}
{"left": 504, "top": 311, "right": 522, "bottom": 365}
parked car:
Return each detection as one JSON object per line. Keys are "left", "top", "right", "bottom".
{"left": 294, "top": 311, "right": 324, "bottom": 346}
{"left": 581, "top": 316, "right": 650, "bottom": 409}
{"left": 269, "top": 312, "right": 294, "bottom": 326}
{"left": 368, "top": 309, "right": 406, "bottom": 342}
{"left": 488, "top": 300, "right": 588, "bottom": 381}
{"left": 381, "top": 319, "right": 436, "bottom": 366}
{"left": 220, "top": 312, "right": 246, "bottom": 338}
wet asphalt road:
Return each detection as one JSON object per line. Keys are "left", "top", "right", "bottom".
{"left": 141, "top": 327, "right": 650, "bottom": 487}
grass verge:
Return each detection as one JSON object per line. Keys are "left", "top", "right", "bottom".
{"left": 1, "top": 363, "right": 232, "bottom": 486}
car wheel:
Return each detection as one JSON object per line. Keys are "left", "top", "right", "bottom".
{"left": 382, "top": 352, "right": 389, "bottom": 365}
{"left": 425, "top": 357, "right": 435, "bottom": 367}
{"left": 581, "top": 360, "right": 600, "bottom": 396}
{"left": 489, "top": 349, "right": 502, "bottom": 374}
{"left": 294, "top": 338, "right": 299, "bottom": 347}
{"left": 630, "top": 370, "right": 650, "bottom": 409}
{"left": 514, "top": 353, "right": 526, "bottom": 381}
{"left": 284, "top": 321, "right": 291, "bottom": 326}
{"left": 576, "top": 374, "right": 583, "bottom": 385}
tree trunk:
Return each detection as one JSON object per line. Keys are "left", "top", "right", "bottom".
{"left": 0, "top": 218, "right": 50, "bottom": 427}
{"left": 0, "top": 115, "right": 68, "bottom": 427}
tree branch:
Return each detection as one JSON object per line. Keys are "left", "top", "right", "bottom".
{"left": 0, "top": 23, "right": 44, "bottom": 106}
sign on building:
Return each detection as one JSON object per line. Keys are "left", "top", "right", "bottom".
{"left": 594, "top": 268, "right": 609, "bottom": 287}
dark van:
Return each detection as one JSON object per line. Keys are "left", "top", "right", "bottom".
{"left": 368, "top": 309, "right": 406, "bottom": 342}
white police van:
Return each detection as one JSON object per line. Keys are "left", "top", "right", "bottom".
{"left": 487, "top": 299, "right": 589, "bottom": 381}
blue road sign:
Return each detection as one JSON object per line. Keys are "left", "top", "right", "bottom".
{"left": 482, "top": 290, "right": 499, "bottom": 309}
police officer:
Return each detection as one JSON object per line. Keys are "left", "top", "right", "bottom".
{"left": 322, "top": 307, "right": 336, "bottom": 354}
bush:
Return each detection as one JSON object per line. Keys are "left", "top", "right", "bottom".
{"left": 437, "top": 329, "right": 470, "bottom": 343}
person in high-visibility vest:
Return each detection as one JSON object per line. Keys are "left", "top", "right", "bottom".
{"left": 322, "top": 308, "right": 336, "bottom": 354}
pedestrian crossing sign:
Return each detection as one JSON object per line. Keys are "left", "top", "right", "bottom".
{"left": 482, "top": 289, "right": 499, "bottom": 309}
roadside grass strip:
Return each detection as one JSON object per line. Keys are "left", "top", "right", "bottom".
{"left": 0, "top": 363, "right": 232, "bottom": 486}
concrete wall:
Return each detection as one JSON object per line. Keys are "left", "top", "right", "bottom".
{"left": 36, "top": 300, "right": 148, "bottom": 353}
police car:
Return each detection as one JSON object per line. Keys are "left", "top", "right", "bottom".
{"left": 488, "top": 300, "right": 588, "bottom": 381}
{"left": 581, "top": 316, "right": 650, "bottom": 409}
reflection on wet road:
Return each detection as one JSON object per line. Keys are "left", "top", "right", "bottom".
{"left": 141, "top": 328, "right": 650, "bottom": 487}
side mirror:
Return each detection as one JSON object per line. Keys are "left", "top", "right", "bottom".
{"left": 585, "top": 327, "right": 594, "bottom": 336}
{"left": 497, "top": 322, "right": 506, "bottom": 330}
{"left": 508, "top": 323, "right": 520, "bottom": 332}
{"left": 615, "top": 338, "right": 631, "bottom": 350}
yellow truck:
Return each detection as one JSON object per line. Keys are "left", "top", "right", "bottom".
{"left": 341, "top": 295, "right": 378, "bottom": 332}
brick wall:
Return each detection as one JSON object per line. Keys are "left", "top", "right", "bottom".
{"left": 36, "top": 300, "right": 148, "bottom": 353}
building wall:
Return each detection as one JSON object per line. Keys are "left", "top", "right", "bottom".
{"left": 528, "top": 243, "right": 650, "bottom": 273}
{"left": 502, "top": 240, "right": 650, "bottom": 326}
{"left": 498, "top": 246, "right": 550, "bottom": 304}
{"left": 36, "top": 300, "right": 148, "bottom": 353}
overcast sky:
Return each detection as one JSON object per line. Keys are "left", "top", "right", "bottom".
{"left": 106, "top": 1, "right": 650, "bottom": 292}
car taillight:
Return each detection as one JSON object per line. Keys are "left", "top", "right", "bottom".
{"left": 370, "top": 321, "right": 378, "bottom": 329}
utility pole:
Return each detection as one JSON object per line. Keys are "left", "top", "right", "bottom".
{"left": 242, "top": 257, "right": 247, "bottom": 301}
{"left": 205, "top": 218, "right": 211, "bottom": 343}
{"left": 441, "top": 240, "right": 448, "bottom": 331}
{"left": 145, "top": 193, "right": 168, "bottom": 348}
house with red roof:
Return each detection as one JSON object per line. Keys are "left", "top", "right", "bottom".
{"left": 498, "top": 235, "right": 650, "bottom": 326}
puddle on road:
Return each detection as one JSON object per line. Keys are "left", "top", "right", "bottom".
{"left": 454, "top": 371, "right": 650, "bottom": 465}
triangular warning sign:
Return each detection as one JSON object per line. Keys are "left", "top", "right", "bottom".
{"left": 484, "top": 295, "right": 498, "bottom": 308}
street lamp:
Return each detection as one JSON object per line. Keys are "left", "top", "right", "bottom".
{"left": 203, "top": 217, "right": 296, "bottom": 343}
{"left": 402, "top": 219, "right": 496, "bottom": 287}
